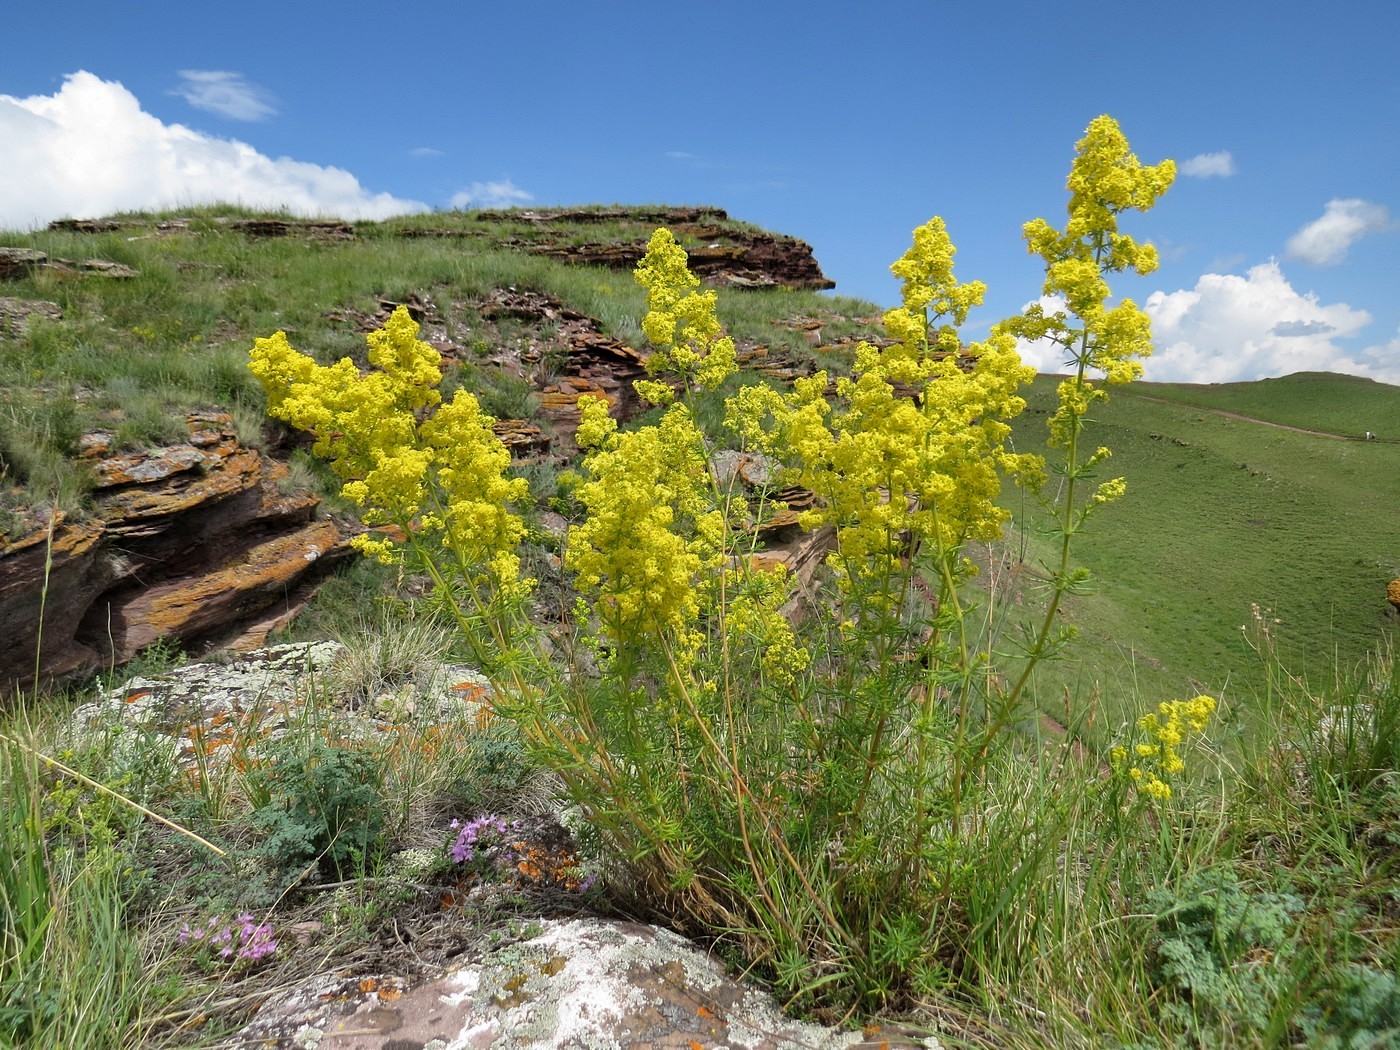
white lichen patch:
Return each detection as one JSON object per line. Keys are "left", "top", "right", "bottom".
{"left": 481, "top": 919, "right": 895, "bottom": 1049}
{"left": 235, "top": 918, "right": 944, "bottom": 1049}
{"left": 62, "top": 641, "right": 500, "bottom": 779}
{"left": 72, "top": 641, "right": 346, "bottom": 732}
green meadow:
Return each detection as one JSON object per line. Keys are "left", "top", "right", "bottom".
{"left": 1004, "top": 373, "right": 1400, "bottom": 736}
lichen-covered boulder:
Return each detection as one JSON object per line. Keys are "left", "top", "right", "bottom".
{"left": 231, "top": 917, "right": 940, "bottom": 1049}
{"left": 65, "top": 641, "right": 492, "bottom": 770}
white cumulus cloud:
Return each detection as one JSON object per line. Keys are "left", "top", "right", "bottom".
{"left": 1179, "top": 151, "right": 1236, "bottom": 177}
{"left": 1013, "top": 265, "right": 1398, "bottom": 385}
{"left": 1358, "top": 328, "right": 1400, "bottom": 382}
{"left": 0, "top": 72, "right": 426, "bottom": 230}
{"left": 1142, "top": 261, "right": 1398, "bottom": 383}
{"left": 449, "top": 180, "right": 533, "bottom": 210}
{"left": 172, "top": 70, "right": 276, "bottom": 121}
{"left": 1285, "top": 198, "right": 1390, "bottom": 266}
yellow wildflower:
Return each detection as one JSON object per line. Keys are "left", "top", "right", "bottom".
{"left": 729, "top": 217, "right": 1039, "bottom": 598}
{"left": 566, "top": 400, "right": 721, "bottom": 648}
{"left": 722, "top": 566, "right": 808, "bottom": 688}
{"left": 1113, "top": 695, "right": 1216, "bottom": 802}
{"left": 249, "top": 306, "right": 529, "bottom": 598}
{"left": 1006, "top": 116, "right": 1175, "bottom": 386}
{"left": 634, "top": 228, "right": 736, "bottom": 397}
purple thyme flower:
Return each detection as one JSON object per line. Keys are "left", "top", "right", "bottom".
{"left": 178, "top": 913, "right": 277, "bottom": 964}
{"left": 448, "top": 815, "right": 520, "bottom": 864}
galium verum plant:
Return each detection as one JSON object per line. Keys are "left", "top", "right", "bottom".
{"left": 248, "top": 305, "right": 533, "bottom": 665}
{"left": 249, "top": 116, "right": 1191, "bottom": 1015}
{"left": 1001, "top": 115, "right": 1176, "bottom": 696}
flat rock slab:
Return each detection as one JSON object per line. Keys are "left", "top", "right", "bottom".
{"left": 0, "top": 295, "right": 62, "bottom": 333}
{"left": 67, "top": 642, "right": 492, "bottom": 770}
{"left": 233, "top": 918, "right": 941, "bottom": 1049}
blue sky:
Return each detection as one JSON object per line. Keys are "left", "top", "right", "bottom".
{"left": 2, "top": 0, "right": 1397, "bottom": 384}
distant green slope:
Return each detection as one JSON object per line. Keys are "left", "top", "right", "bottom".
{"left": 1005, "top": 373, "right": 1400, "bottom": 731}
{"left": 1145, "top": 371, "right": 1396, "bottom": 438}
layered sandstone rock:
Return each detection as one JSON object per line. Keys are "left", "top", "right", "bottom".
{"left": 0, "top": 295, "right": 62, "bottom": 334}
{"left": 528, "top": 231, "right": 834, "bottom": 290}
{"left": 479, "top": 287, "right": 651, "bottom": 449}
{"left": 0, "top": 246, "right": 138, "bottom": 280}
{"left": 0, "top": 412, "right": 352, "bottom": 692}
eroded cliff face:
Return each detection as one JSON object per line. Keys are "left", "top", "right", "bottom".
{"left": 0, "top": 412, "right": 352, "bottom": 692}
{"left": 519, "top": 209, "right": 834, "bottom": 290}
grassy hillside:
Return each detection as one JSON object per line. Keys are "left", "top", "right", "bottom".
{"left": 1005, "top": 374, "right": 1400, "bottom": 732}
{"left": 0, "top": 206, "right": 872, "bottom": 530}
{"left": 1146, "top": 371, "right": 1397, "bottom": 438}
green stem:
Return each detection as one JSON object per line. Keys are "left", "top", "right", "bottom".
{"left": 1005, "top": 330, "right": 1092, "bottom": 710}
{"left": 659, "top": 641, "right": 861, "bottom": 960}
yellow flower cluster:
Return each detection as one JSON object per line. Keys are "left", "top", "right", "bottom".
{"left": 1009, "top": 116, "right": 1173, "bottom": 381}
{"left": 1111, "top": 695, "right": 1216, "bottom": 801}
{"left": 566, "top": 396, "right": 726, "bottom": 649}
{"left": 1002, "top": 115, "right": 1174, "bottom": 516}
{"left": 722, "top": 566, "right": 809, "bottom": 687}
{"left": 248, "top": 306, "right": 529, "bottom": 598}
{"left": 633, "top": 228, "right": 737, "bottom": 403}
{"left": 568, "top": 240, "right": 810, "bottom": 678}
{"left": 883, "top": 217, "right": 987, "bottom": 380}
{"left": 730, "top": 218, "right": 1039, "bottom": 594}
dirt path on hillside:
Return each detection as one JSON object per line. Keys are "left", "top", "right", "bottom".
{"left": 1131, "top": 394, "right": 1400, "bottom": 441}
{"left": 1134, "top": 395, "right": 1366, "bottom": 439}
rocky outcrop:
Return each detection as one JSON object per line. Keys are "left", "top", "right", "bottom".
{"left": 479, "top": 287, "right": 651, "bottom": 449}
{"left": 230, "top": 218, "right": 356, "bottom": 239}
{"left": 233, "top": 917, "right": 939, "bottom": 1049}
{"left": 0, "top": 247, "right": 47, "bottom": 280}
{"left": 0, "top": 295, "right": 62, "bottom": 334}
{"left": 1388, "top": 578, "right": 1400, "bottom": 612}
{"left": 47, "top": 218, "right": 192, "bottom": 235}
{"left": 711, "top": 451, "right": 837, "bottom": 622}
{"left": 492, "top": 419, "right": 550, "bottom": 457}
{"left": 67, "top": 641, "right": 495, "bottom": 769}
{"left": 325, "top": 288, "right": 651, "bottom": 457}
{"left": 0, "top": 246, "right": 138, "bottom": 280}
{"left": 0, "top": 413, "right": 352, "bottom": 692}
{"left": 409, "top": 206, "right": 835, "bottom": 290}
{"left": 0, "top": 514, "right": 108, "bottom": 684}
{"left": 528, "top": 232, "right": 834, "bottom": 290}
{"left": 475, "top": 206, "right": 732, "bottom": 227}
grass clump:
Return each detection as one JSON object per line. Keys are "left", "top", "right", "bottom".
{"left": 0, "top": 724, "right": 185, "bottom": 1048}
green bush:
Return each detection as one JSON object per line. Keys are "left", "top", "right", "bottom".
{"left": 248, "top": 736, "right": 385, "bottom": 881}
{"left": 1144, "top": 867, "right": 1303, "bottom": 1039}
